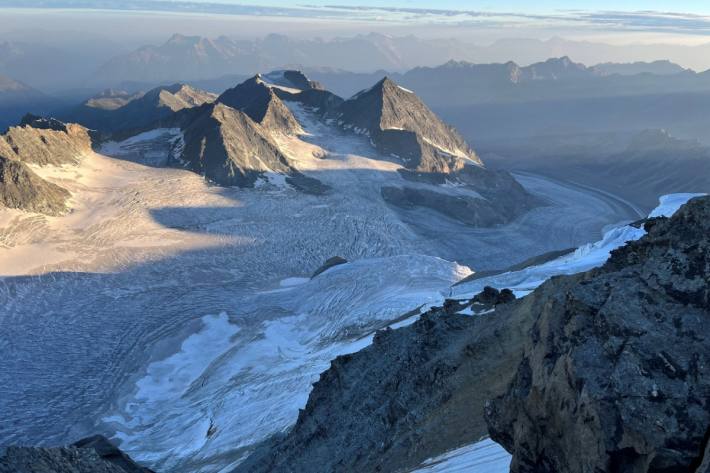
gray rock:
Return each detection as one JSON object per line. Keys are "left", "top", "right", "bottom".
{"left": 234, "top": 287, "right": 533, "bottom": 473}
{"left": 486, "top": 195, "right": 710, "bottom": 473}
{"left": 331, "top": 77, "right": 481, "bottom": 174}
{"left": 0, "top": 155, "right": 69, "bottom": 215}
{"left": 217, "top": 75, "right": 302, "bottom": 135}
{"left": 311, "top": 256, "right": 348, "bottom": 278}
{"left": 177, "top": 102, "right": 327, "bottom": 193}
{"left": 0, "top": 435, "right": 153, "bottom": 473}
{"left": 0, "top": 117, "right": 93, "bottom": 166}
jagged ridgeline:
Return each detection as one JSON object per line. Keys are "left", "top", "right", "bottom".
{"left": 0, "top": 114, "right": 94, "bottom": 215}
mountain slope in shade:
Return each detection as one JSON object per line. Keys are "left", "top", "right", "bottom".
{"left": 0, "top": 155, "right": 69, "bottom": 215}
{"left": 592, "top": 60, "right": 688, "bottom": 76}
{"left": 84, "top": 89, "right": 143, "bottom": 111}
{"left": 177, "top": 102, "right": 325, "bottom": 193}
{"left": 217, "top": 75, "right": 302, "bottom": 135}
{"left": 487, "top": 196, "right": 710, "bottom": 473}
{"left": 65, "top": 83, "right": 216, "bottom": 134}
{"left": 332, "top": 77, "right": 481, "bottom": 173}
{"left": 0, "top": 114, "right": 93, "bottom": 166}
{"left": 0, "top": 74, "right": 58, "bottom": 130}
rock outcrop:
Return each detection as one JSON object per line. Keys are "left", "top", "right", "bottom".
{"left": 0, "top": 435, "right": 153, "bottom": 473}
{"left": 331, "top": 77, "right": 481, "bottom": 173}
{"left": 235, "top": 289, "right": 527, "bottom": 473}
{"left": 217, "top": 75, "right": 302, "bottom": 135}
{"left": 65, "top": 83, "right": 216, "bottom": 135}
{"left": 381, "top": 167, "right": 536, "bottom": 227}
{"left": 177, "top": 102, "right": 326, "bottom": 194}
{"left": 311, "top": 256, "right": 348, "bottom": 278}
{"left": 486, "top": 195, "right": 710, "bottom": 473}
{"left": 0, "top": 114, "right": 93, "bottom": 166}
{"left": 0, "top": 156, "right": 69, "bottom": 215}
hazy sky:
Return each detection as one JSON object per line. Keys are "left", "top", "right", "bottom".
{"left": 164, "top": 0, "right": 710, "bottom": 13}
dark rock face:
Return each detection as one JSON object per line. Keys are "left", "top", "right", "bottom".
{"left": 178, "top": 102, "right": 292, "bottom": 187}
{"left": 177, "top": 103, "right": 327, "bottom": 193}
{"left": 0, "top": 155, "right": 69, "bottom": 215}
{"left": 235, "top": 290, "right": 535, "bottom": 473}
{"left": 311, "top": 256, "right": 348, "bottom": 278}
{"left": 20, "top": 113, "right": 68, "bottom": 132}
{"left": 217, "top": 76, "right": 302, "bottom": 135}
{"left": 331, "top": 77, "right": 481, "bottom": 174}
{"left": 0, "top": 435, "right": 153, "bottom": 473}
{"left": 275, "top": 88, "right": 344, "bottom": 115}
{"left": 486, "top": 196, "right": 710, "bottom": 473}
{"left": 281, "top": 70, "right": 325, "bottom": 91}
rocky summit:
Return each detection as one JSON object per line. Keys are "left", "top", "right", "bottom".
{"left": 216, "top": 75, "right": 302, "bottom": 135}
{"left": 486, "top": 195, "right": 710, "bottom": 473}
{"left": 0, "top": 114, "right": 93, "bottom": 166}
{"left": 332, "top": 77, "right": 481, "bottom": 173}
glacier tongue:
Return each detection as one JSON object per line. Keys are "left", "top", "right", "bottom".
{"left": 452, "top": 193, "right": 707, "bottom": 300}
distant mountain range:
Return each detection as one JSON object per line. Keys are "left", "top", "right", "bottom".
{"left": 92, "top": 33, "right": 472, "bottom": 85}
{"left": 306, "top": 57, "right": 710, "bottom": 105}
{"left": 86, "top": 34, "right": 710, "bottom": 88}
{"left": 0, "top": 74, "right": 59, "bottom": 130}
{"left": 62, "top": 83, "right": 216, "bottom": 135}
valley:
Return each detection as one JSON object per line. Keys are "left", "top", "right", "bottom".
{"left": 0, "top": 92, "right": 638, "bottom": 472}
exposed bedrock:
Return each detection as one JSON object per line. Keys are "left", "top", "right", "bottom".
{"left": 0, "top": 435, "right": 153, "bottom": 473}
{"left": 0, "top": 156, "right": 69, "bottom": 215}
{"left": 234, "top": 290, "right": 528, "bottom": 473}
{"left": 486, "top": 195, "right": 710, "bottom": 473}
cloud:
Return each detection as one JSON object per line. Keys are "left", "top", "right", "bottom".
{"left": 5, "top": 1, "right": 710, "bottom": 35}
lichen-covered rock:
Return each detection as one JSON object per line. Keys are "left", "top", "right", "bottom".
{"left": 486, "top": 195, "right": 710, "bottom": 473}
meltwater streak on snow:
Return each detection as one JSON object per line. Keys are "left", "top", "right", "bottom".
{"left": 103, "top": 255, "right": 471, "bottom": 472}
{"left": 452, "top": 193, "right": 707, "bottom": 300}
{"left": 410, "top": 438, "right": 510, "bottom": 473}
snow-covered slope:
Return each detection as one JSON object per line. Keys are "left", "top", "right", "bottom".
{"left": 103, "top": 256, "right": 470, "bottom": 472}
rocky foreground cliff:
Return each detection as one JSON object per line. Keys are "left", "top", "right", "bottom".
{"left": 237, "top": 195, "right": 710, "bottom": 473}
{"left": 486, "top": 195, "right": 710, "bottom": 473}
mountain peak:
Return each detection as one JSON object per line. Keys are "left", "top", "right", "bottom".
{"left": 333, "top": 77, "right": 481, "bottom": 173}
{"left": 217, "top": 75, "right": 301, "bottom": 134}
